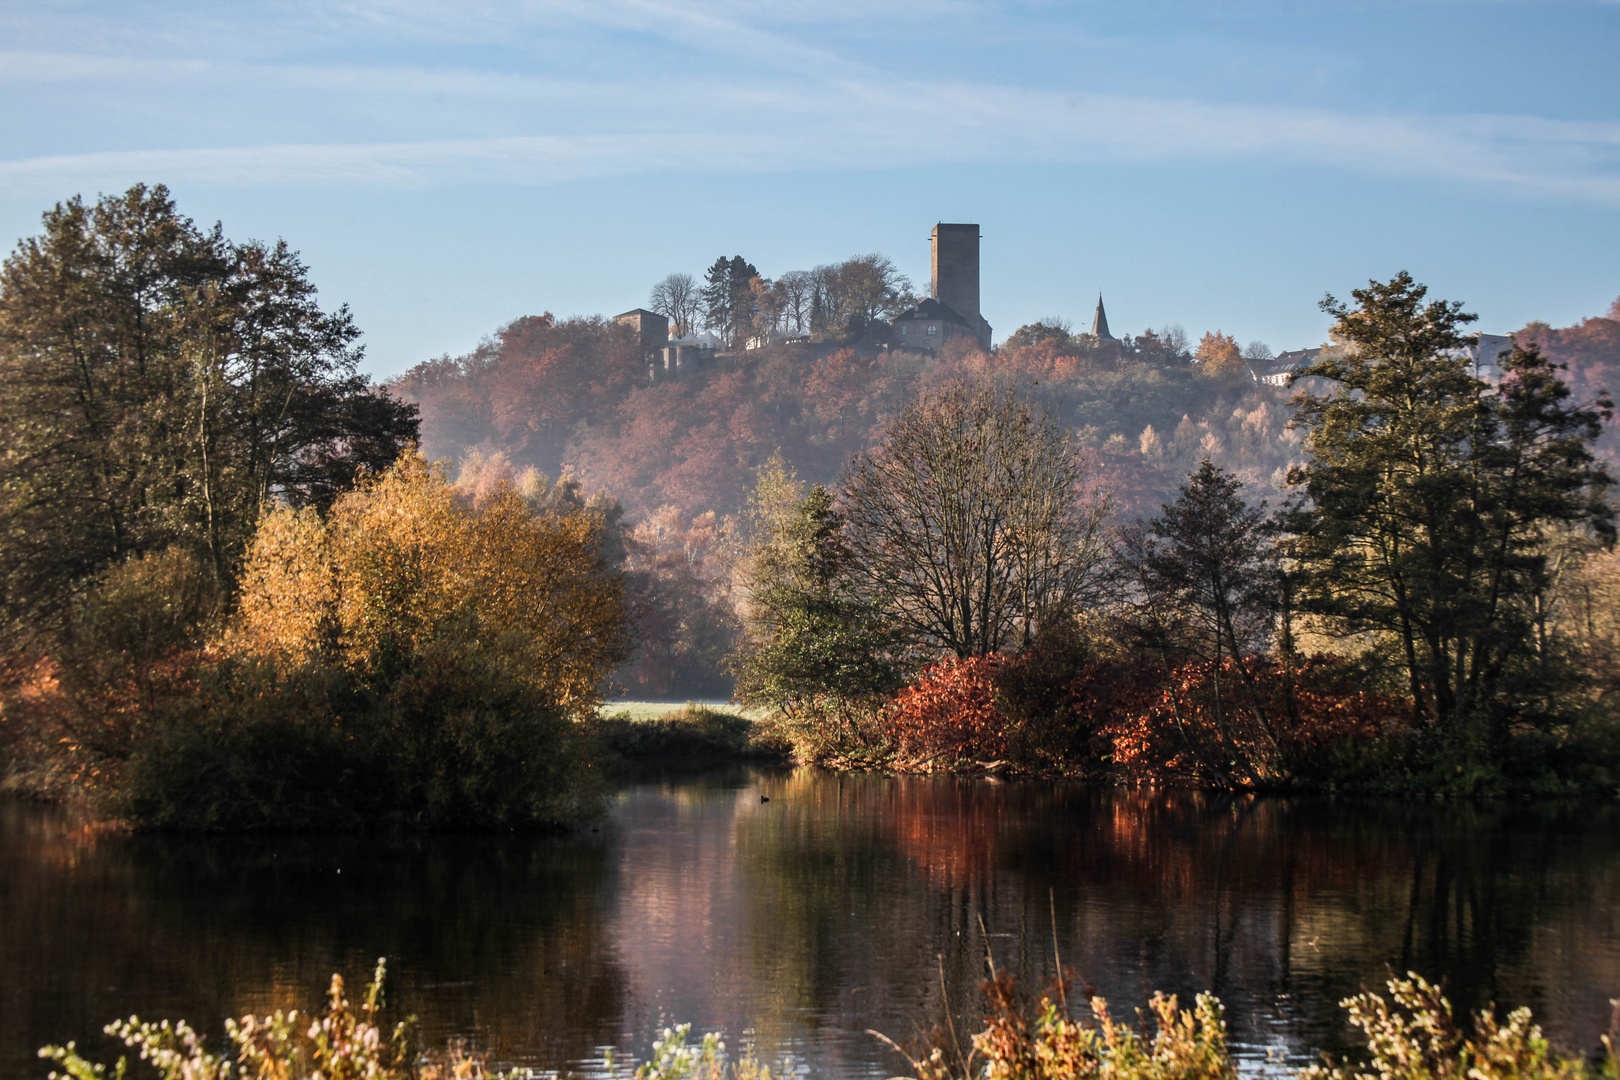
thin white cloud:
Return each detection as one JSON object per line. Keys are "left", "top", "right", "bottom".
{"left": 2, "top": 88, "right": 1615, "bottom": 205}
{"left": 0, "top": 0, "right": 1615, "bottom": 204}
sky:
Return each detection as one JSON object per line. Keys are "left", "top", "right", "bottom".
{"left": 1, "top": 0, "right": 1618, "bottom": 379}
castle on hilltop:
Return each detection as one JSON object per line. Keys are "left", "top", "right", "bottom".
{"left": 892, "top": 223, "right": 994, "bottom": 353}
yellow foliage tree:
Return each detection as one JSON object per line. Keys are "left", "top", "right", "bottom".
{"left": 233, "top": 451, "right": 629, "bottom": 717}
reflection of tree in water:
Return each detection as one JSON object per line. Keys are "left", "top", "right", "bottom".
{"left": 8, "top": 782, "right": 1620, "bottom": 1079}
{"left": 730, "top": 777, "right": 1620, "bottom": 1066}
{"left": 0, "top": 801, "right": 627, "bottom": 1077}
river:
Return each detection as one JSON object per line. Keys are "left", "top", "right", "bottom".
{"left": 3, "top": 770, "right": 1618, "bottom": 1077}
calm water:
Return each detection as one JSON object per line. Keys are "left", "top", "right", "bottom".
{"left": 3, "top": 772, "right": 1619, "bottom": 1078}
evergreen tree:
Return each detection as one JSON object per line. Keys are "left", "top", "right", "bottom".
{"left": 730, "top": 456, "right": 902, "bottom": 715}
{"left": 1119, "top": 460, "right": 1282, "bottom": 781}
{"left": 1286, "top": 272, "right": 1615, "bottom": 765}
{"left": 700, "top": 255, "right": 758, "bottom": 347}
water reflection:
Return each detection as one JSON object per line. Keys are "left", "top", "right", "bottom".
{"left": 4, "top": 776, "right": 1619, "bottom": 1079}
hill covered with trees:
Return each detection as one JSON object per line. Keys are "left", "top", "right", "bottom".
{"left": 392, "top": 265, "right": 1620, "bottom": 716}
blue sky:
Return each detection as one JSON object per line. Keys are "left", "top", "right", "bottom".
{"left": 2, "top": 1, "right": 1617, "bottom": 378}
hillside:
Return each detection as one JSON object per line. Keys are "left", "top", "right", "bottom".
{"left": 390, "top": 298, "right": 1620, "bottom": 699}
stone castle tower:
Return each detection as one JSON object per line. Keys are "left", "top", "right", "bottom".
{"left": 925, "top": 223, "right": 993, "bottom": 349}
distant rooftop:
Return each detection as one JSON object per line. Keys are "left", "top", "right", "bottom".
{"left": 895, "top": 297, "right": 974, "bottom": 328}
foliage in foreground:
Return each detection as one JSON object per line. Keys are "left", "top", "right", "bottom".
{"left": 884, "top": 968, "right": 1618, "bottom": 1080}
{"left": 44, "top": 965, "right": 1616, "bottom": 1080}
{"left": 8, "top": 453, "right": 630, "bottom": 830}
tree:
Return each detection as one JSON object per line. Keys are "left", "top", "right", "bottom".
{"left": 808, "top": 255, "right": 913, "bottom": 341}
{"left": 648, "top": 272, "right": 701, "bottom": 337}
{"left": 777, "top": 270, "right": 814, "bottom": 335}
{"left": 1118, "top": 460, "right": 1282, "bottom": 780}
{"left": 0, "top": 184, "right": 417, "bottom": 642}
{"left": 1004, "top": 318, "right": 1078, "bottom": 353}
{"left": 234, "top": 451, "right": 630, "bottom": 714}
{"left": 842, "top": 381, "right": 1110, "bottom": 658}
{"left": 1286, "top": 272, "right": 1616, "bottom": 764}
{"left": 1194, "top": 331, "right": 1247, "bottom": 381}
{"left": 730, "top": 455, "right": 901, "bottom": 714}
{"left": 701, "top": 256, "right": 759, "bottom": 348}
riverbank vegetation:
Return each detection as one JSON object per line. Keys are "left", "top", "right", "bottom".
{"left": 728, "top": 276, "right": 1619, "bottom": 794}
{"left": 3, "top": 183, "right": 1619, "bottom": 819}
{"left": 0, "top": 187, "right": 627, "bottom": 829}
{"left": 37, "top": 962, "right": 1620, "bottom": 1080}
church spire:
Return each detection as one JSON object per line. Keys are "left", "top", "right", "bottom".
{"left": 1091, "top": 293, "right": 1113, "bottom": 341}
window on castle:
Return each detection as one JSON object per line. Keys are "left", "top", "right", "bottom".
{"left": 900, "top": 325, "right": 907, "bottom": 336}
{"left": 927, "top": 324, "right": 938, "bottom": 336}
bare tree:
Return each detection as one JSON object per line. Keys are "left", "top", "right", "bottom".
{"left": 778, "top": 270, "right": 814, "bottom": 335}
{"left": 648, "top": 272, "right": 700, "bottom": 337}
{"left": 842, "top": 381, "right": 1110, "bottom": 658}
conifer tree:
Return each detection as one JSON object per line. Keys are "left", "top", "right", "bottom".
{"left": 1286, "top": 272, "right": 1615, "bottom": 765}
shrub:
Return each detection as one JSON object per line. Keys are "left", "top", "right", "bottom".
{"left": 1092, "top": 655, "right": 1405, "bottom": 788}
{"left": 592, "top": 706, "right": 787, "bottom": 763}
{"left": 24, "top": 452, "right": 629, "bottom": 830}
{"left": 39, "top": 961, "right": 421, "bottom": 1080}
{"left": 894, "top": 970, "right": 1616, "bottom": 1080}
{"left": 606, "top": 1024, "right": 773, "bottom": 1080}
{"left": 884, "top": 968, "right": 1234, "bottom": 1080}
{"left": 1299, "top": 973, "right": 1618, "bottom": 1080}
{"left": 887, "top": 656, "right": 1008, "bottom": 765}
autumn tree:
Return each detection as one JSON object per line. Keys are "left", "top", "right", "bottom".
{"left": 809, "top": 255, "right": 913, "bottom": 341}
{"left": 777, "top": 270, "right": 814, "bottom": 335}
{"left": 1286, "top": 272, "right": 1616, "bottom": 766}
{"left": 1194, "top": 331, "right": 1247, "bottom": 381}
{"left": 843, "top": 382, "right": 1110, "bottom": 658}
{"left": 0, "top": 185, "right": 417, "bottom": 643}
{"left": 235, "top": 451, "right": 630, "bottom": 713}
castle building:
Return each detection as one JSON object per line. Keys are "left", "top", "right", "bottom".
{"left": 614, "top": 308, "right": 669, "bottom": 356}
{"left": 892, "top": 223, "right": 994, "bottom": 352}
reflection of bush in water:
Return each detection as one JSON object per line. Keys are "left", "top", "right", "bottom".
{"left": 0, "top": 804, "right": 628, "bottom": 1077}
{"left": 726, "top": 778, "right": 1620, "bottom": 1063}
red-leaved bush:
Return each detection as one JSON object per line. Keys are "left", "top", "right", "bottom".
{"left": 878, "top": 649, "right": 1402, "bottom": 784}
{"left": 1094, "top": 655, "right": 1406, "bottom": 786}
{"left": 886, "top": 655, "right": 1009, "bottom": 764}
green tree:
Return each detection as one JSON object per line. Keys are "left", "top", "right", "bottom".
{"left": 701, "top": 255, "right": 759, "bottom": 348}
{"left": 0, "top": 184, "right": 417, "bottom": 644}
{"left": 730, "top": 455, "right": 902, "bottom": 715}
{"left": 1286, "top": 272, "right": 1615, "bottom": 766}
{"left": 1118, "top": 460, "right": 1282, "bottom": 781}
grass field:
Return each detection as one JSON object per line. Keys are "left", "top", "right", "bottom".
{"left": 602, "top": 700, "right": 761, "bottom": 721}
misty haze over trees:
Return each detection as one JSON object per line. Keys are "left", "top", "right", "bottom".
{"left": 4, "top": 185, "right": 1620, "bottom": 820}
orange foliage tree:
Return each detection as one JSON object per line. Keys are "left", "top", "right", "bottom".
{"left": 1194, "top": 331, "right": 1246, "bottom": 381}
